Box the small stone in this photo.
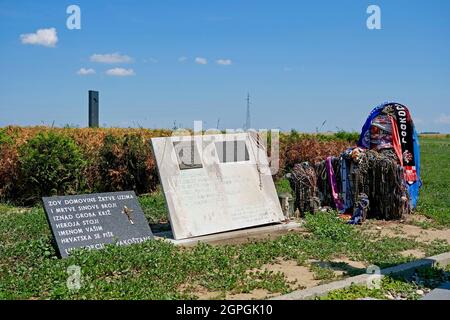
[376,227,382,230]
[416,290,424,295]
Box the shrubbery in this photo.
[18,132,86,204]
[0,129,18,202]
[281,129,359,144]
[98,134,158,194]
[334,130,360,142]
[0,128,14,145]
[0,126,356,205]
[0,127,175,204]
[281,137,352,174]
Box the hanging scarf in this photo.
[387,103,417,184]
[326,157,344,212]
[390,116,403,167]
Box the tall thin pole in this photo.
[245,93,251,131]
[88,90,99,128]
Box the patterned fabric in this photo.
[357,102,422,209]
[390,104,417,184]
[370,115,393,150]
[348,193,369,225]
[357,103,386,149]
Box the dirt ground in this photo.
[190,257,369,300]
[189,214,450,300]
[360,214,450,243]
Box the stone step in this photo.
[421,282,450,300]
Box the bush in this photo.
[18,132,86,204]
[281,138,351,174]
[0,146,19,202]
[98,134,158,194]
[275,178,293,194]
[0,126,357,203]
[334,130,360,142]
[0,128,14,146]
[0,127,171,202]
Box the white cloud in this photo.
[436,114,450,125]
[90,53,133,64]
[178,56,188,63]
[20,28,58,47]
[77,68,96,76]
[195,57,208,65]
[105,68,135,77]
[216,59,232,66]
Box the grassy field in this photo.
[0,136,449,300]
[416,136,450,226]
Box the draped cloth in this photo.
[326,156,345,212]
[390,116,403,167]
[357,102,422,208]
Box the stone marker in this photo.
[43,191,153,258]
[151,132,285,240]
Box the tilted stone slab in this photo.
[151,133,284,240]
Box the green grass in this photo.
[138,189,169,224]
[320,265,450,300]
[320,277,422,300]
[275,178,293,195]
[310,264,337,282]
[0,136,448,300]
[416,136,450,226]
[1,207,447,300]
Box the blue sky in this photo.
[0,0,449,132]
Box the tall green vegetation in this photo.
[18,132,86,204]
[98,134,158,194]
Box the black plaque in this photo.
[43,191,154,258]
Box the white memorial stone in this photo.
[151,132,284,240]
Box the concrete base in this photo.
[421,282,450,300]
[154,221,302,247]
[272,252,450,300]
